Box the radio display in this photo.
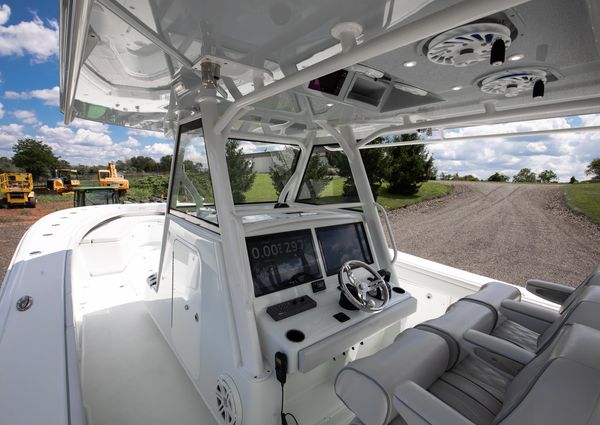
[247,229,322,297]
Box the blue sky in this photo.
[0,1,172,167]
[0,1,599,181]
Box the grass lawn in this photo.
[376,182,451,210]
[244,173,278,202]
[36,193,72,203]
[244,174,451,209]
[563,182,600,224]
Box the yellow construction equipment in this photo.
[97,162,129,192]
[1,173,36,208]
[47,169,80,193]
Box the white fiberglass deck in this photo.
[79,285,216,425]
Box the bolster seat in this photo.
[455,264,600,353]
[336,299,499,425]
[393,323,600,425]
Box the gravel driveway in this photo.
[388,182,600,287]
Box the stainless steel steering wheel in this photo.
[338,260,389,312]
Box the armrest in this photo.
[393,381,476,425]
[525,279,574,304]
[463,329,535,375]
[500,299,559,334]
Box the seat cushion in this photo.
[491,320,539,352]
[429,356,510,425]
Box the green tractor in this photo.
[73,186,120,207]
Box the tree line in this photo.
[0,138,175,178]
[439,160,600,184]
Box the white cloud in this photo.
[0,6,59,62]
[4,86,59,106]
[0,100,4,118]
[429,114,600,181]
[145,142,174,156]
[0,123,25,154]
[0,4,9,26]
[120,137,141,147]
[13,109,38,125]
[30,123,172,165]
[59,118,109,133]
[38,125,112,147]
[127,128,168,139]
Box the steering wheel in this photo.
[338,260,389,312]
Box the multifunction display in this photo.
[247,229,322,297]
[316,222,373,276]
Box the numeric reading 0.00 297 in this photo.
[250,239,305,259]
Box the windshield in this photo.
[169,123,301,226]
[169,123,218,226]
[296,145,359,205]
[226,139,300,204]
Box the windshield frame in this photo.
[168,118,222,233]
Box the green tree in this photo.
[0,156,21,172]
[269,147,298,196]
[386,133,434,196]
[159,155,172,173]
[57,159,72,169]
[226,139,256,203]
[488,172,510,182]
[12,138,60,179]
[569,176,578,184]
[585,158,600,181]
[327,147,388,199]
[128,156,158,172]
[538,169,558,183]
[300,151,332,200]
[512,168,537,183]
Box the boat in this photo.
[1,0,600,424]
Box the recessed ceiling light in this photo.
[403,60,417,68]
[508,53,525,61]
[326,103,334,107]
[451,86,462,91]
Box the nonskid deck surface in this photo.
[77,244,217,425]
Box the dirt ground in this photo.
[388,182,600,287]
[0,200,72,283]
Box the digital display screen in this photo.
[316,223,373,276]
[247,229,322,297]
[308,70,348,96]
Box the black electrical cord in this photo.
[280,383,299,425]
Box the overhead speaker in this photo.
[426,23,512,67]
[479,68,548,97]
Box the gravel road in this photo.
[388,182,600,287]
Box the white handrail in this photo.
[375,203,398,264]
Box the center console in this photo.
[245,212,417,374]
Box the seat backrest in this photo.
[559,262,600,313]
[536,285,600,351]
[335,328,449,425]
[416,295,499,369]
[494,324,600,425]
